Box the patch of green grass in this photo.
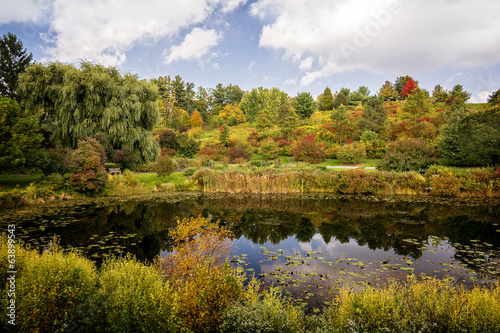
[133,173,160,192]
[0,174,44,192]
[134,172,188,192]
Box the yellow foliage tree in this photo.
[190,110,204,127]
[219,103,245,123]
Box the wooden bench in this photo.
[108,167,122,175]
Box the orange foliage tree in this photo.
[190,110,204,127]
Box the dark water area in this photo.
[2,193,500,312]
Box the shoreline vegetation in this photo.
[0,163,499,209]
[2,217,500,333]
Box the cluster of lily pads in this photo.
[231,233,500,313]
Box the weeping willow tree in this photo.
[18,61,160,164]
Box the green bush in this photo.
[259,138,281,159]
[155,155,178,179]
[183,167,197,176]
[0,237,97,332]
[176,132,200,158]
[221,280,305,333]
[77,255,179,333]
[377,139,438,172]
[337,142,367,164]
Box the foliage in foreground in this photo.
[322,277,500,333]
[1,231,500,332]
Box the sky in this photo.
[1,0,500,102]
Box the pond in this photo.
[2,193,500,312]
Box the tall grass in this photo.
[192,168,426,195]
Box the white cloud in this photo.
[37,0,237,66]
[248,61,255,71]
[251,0,500,86]
[220,0,248,13]
[0,0,48,24]
[299,57,313,71]
[163,28,222,64]
[284,77,297,85]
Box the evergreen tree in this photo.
[0,33,33,100]
[276,104,299,139]
[318,87,334,111]
[293,92,316,119]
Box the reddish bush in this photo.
[290,135,326,164]
[197,147,220,160]
[161,147,176,157]
[66,137,108,194]
[226,144,251,164]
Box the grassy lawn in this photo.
[134,172,188,192]
[0,174,44,192]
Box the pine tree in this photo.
[0,33,33,100]
[319,87,334,111]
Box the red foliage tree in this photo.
[400,78,418,99]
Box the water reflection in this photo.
[2,194,499,286]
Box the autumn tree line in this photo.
[1,33,500,179]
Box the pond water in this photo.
[2,193,500,312]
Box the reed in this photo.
[193,168,426,195]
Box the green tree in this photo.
[488,89,500,105]
[225,84,244,105]
[378,139,437,172]
[18,61,160,164]
[239,87,289,123]
[318,87,334,111]
[432,84,448,103]
[172,75,186,110]
[293,92,316,119]
[357,98,387,134]
[439,106,500,166]
[0,33,33,100]
[0,97,47,173]
[332,92,348,109]
[176,132,200,157]
[330,105,353,146]
[276,104,299,139]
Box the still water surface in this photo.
[2,193,499,311]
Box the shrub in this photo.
[176,132,200,158]
[0,237,97,332]
[221,280,305,333]
[183,167,197,176]
[321,277,500,333]
[160,147,176,157]
[290,135,326,164]
[377,139,438,172]
[160,216,243,332]
[77,255,179,332]
[337,142,367,164]
[104,170,147,196]
[155,155,177,179]
[227,144,251,164]
[111,146,139,170]
[156,128,178,150]
[66,137,108,194]
[259,138,281,159]
[45,145,72,175]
